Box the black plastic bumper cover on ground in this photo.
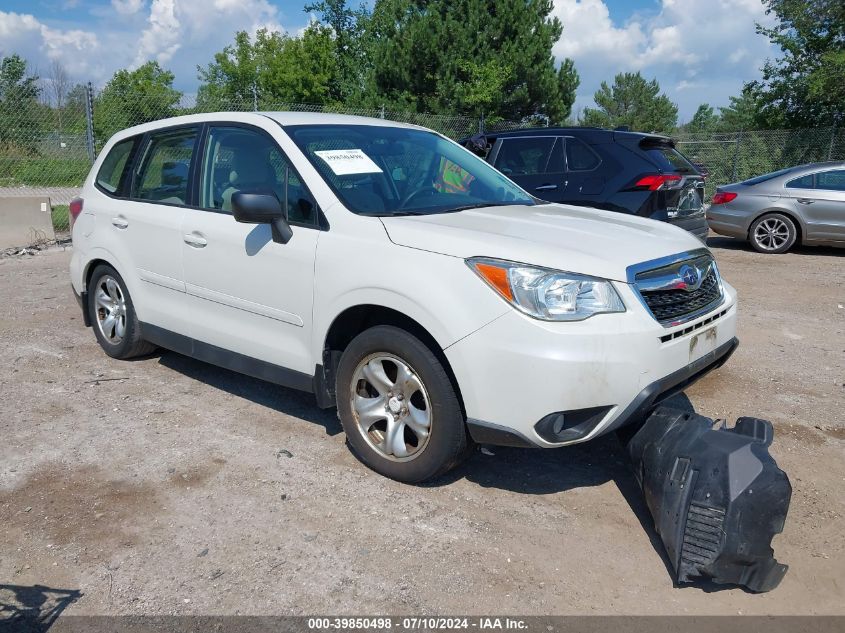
[624,406,791,592]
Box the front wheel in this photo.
[749,213,797,253]
[335,325,469,483]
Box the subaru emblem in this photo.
[679,264,701,291]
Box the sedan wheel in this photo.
[750,213,797,254]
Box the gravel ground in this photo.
[0,237,843,617]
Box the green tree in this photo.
[360,0,579,123]
[95,62,182,139]
[0,54,42,152]
[749,0,845,127]
[197,25,336,109]
[305,0,369,101]
[580,72,678,132]
[685,104,720,133]
[717,90,761,131]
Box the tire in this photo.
[87,264,156,359]
[749,213,797,254]
[335,325,469,483]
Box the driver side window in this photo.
[200,126,319,227]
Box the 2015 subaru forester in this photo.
[70,112,738,482]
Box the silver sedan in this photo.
[706,161,845,253]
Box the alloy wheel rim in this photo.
[350,354,432,462]
[754,218,791,251]
[94,275,127,344]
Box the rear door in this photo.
[562,136,604,200]
[180,123,321,375]
[111,126,198,335]
[490,136,567,200]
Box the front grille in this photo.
[630,251,725,326]
[642,268,721,322]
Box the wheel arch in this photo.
[316,304,465,415]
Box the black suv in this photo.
[462,128,708,239]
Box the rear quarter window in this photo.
[785,173,814,189]
[96,138,137,195]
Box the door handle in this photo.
[183,233,208,248]
[111,217,129,229]
[535,184,558,191]
[796,198,815,204]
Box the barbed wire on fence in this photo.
[1,90,843,233]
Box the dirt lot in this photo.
[1,237,843,617]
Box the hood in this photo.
[380,203,706,282]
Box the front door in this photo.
[180,124,321,375]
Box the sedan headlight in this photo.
[467,257,625,321]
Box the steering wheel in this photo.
[399,185,438,209]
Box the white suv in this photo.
[69,112,738,482]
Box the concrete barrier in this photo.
[0,196,56,249]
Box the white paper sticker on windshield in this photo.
[314,149,383,176]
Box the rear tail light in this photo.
[632,174,683,191]
[711,192,737,205]
[69,197,84,230]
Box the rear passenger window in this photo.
[786,174,814,189]
[494,137,556,175]
[816,170,845,192]
[132,128,198,205]
[96,138,136,195]
[546,138,565,173]
[565,138,600,171]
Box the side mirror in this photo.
[231,191,293,244]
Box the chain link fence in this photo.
[674,127,845,199]
[1,86,843,234]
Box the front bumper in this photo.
[445,282,738,448]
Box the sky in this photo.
[0,0,780,121]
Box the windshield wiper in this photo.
[443,202,525,213]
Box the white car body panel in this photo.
[381,202,705,282]
[70,111,738,450]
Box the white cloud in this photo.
[111,0,145,16]
[0,1,302,94]
[552,0,779,119]
[131,0,286,70]
[0,11,100,78]
[133,0,181,67]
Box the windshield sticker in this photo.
[314,149,383,176]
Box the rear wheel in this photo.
[87,264,156,359]
[749,213,797,253]
[335,325,469,483]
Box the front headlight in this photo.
[467,257,625,321]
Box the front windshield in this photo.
[286,124,535,216]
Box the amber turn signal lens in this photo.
[473,262,513,301]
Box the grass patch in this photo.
[0,156,89,188]
[52,204,70,233]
